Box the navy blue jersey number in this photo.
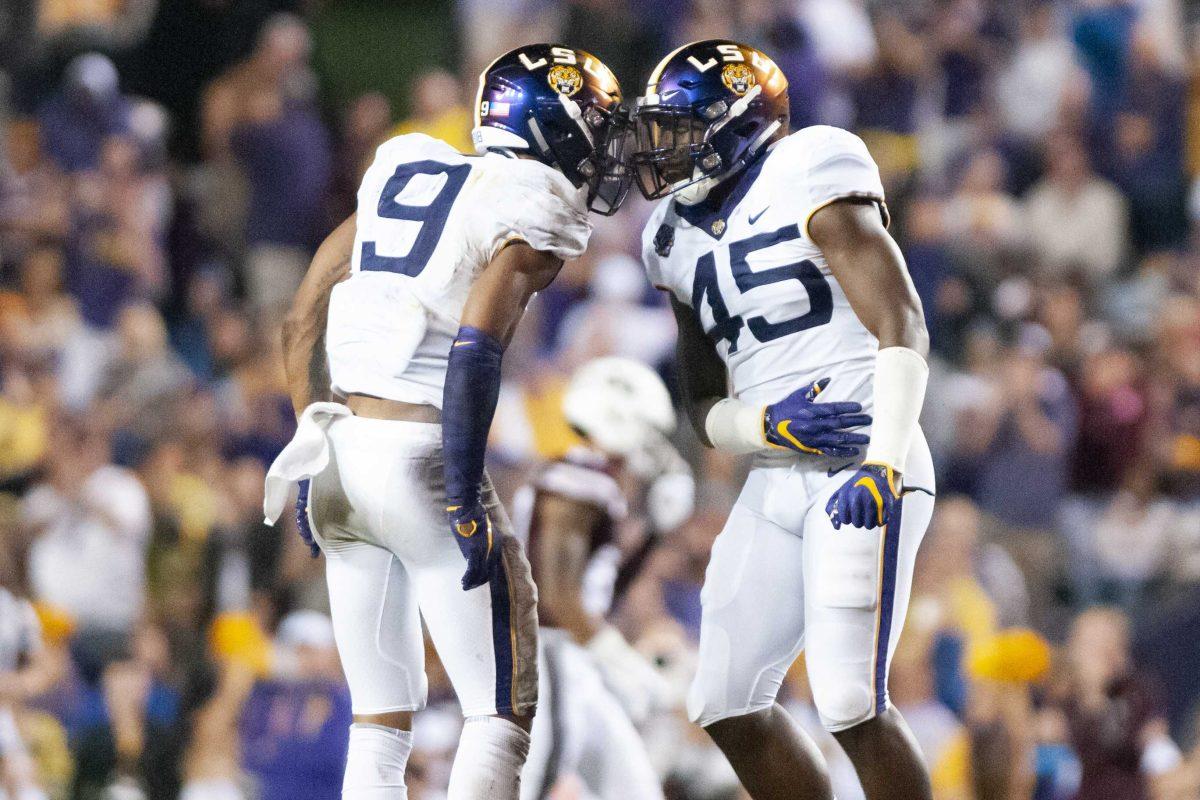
[360,160,471,276]
[691,223,833,349]
[691,251,746,353]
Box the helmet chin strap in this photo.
[673,171,721,205]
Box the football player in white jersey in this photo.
[512,357,687,799]
[265,44,632,800]
[628,40,936,800]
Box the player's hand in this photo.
[764,378,872,458]
[295,479,320,558]
[826,463,901,530]
[447,501,499,591]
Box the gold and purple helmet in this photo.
[632,40,788,204]
[472,44,633,215]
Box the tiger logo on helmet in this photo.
[547,64,584,96]
[721,63,756,96]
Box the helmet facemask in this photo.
[526,94,634,216]
[632,83,780,204]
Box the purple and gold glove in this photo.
[825,463,901,530]
[764,378,872,458]
[446,501,500,590]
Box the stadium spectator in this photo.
[36,54,131,175]
[994,3,1080,145]
[21,415,151,635]
[952,334,1077,631]
[93,303,192,442]
[389,70,471,153]
[0,243,83,365]
[1023,132,1129,284]
[239,611,350,800]
[0,120,69,265]
[1057,607,1182,800]
[68,622,183,800]
[203,13,332,314]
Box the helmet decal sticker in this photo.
[548,65,584,97]
[721,63,756,96]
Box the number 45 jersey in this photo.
[327,133,591,406]
[642,125,890,418]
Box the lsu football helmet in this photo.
[631,40,788,204]
[473,43,633,214]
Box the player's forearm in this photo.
[670,297,728,448]
[282,216,355,415]
[281,315,329,415]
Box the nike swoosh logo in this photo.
[827,461,855,477]
[748,206,770,224]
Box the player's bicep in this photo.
[460,241,562,344]
[670,296,727,444]
[809,199,927,354]
[285,214,355,330]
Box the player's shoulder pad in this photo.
[480,157,592,262]
[639,197,681,293]
[768,125,886,236]
[372,132,463,164]
[536,456,627,520]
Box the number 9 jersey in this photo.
[641,125,890,427]
[326,133,591,406]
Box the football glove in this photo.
[826,463,901,530]
[764,378,872,458]
[447,501,500,591]
[295,479,320,558]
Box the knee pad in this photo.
[812,681,876,732]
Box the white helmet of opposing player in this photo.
[562,357,675,457]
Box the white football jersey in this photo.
[327,134,591,406]
[642,125,889,429]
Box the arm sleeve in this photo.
[786,127,889,238]
[442,326,505,507]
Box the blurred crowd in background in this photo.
[0,0,1198,798]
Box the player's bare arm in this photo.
[812,199,930,531]
[281,213,355,416]
[531,492,605,644]
[459,241,562,342]
[668,295,728,447]
[808,199,927,356]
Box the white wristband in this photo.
[704,397,767,454]
[863,346,929,473]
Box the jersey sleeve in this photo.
[485,162,592,262]
[779,126,889,238]
[535,460,627,521]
